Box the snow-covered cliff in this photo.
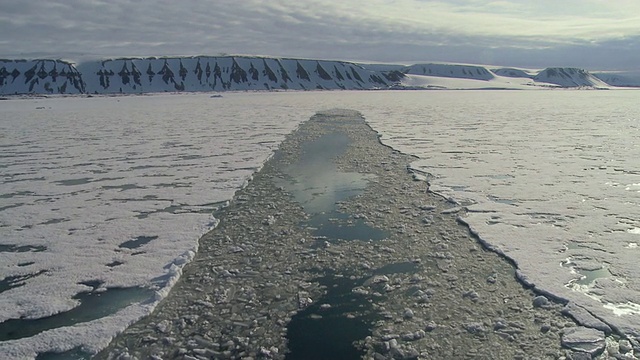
[76,56,403,93]
[0,56,622,94]
[403,63,495,81]
[0,59,84,95]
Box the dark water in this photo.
[561,257,611,286]
[286,274,377,360]
[118,235,158,249]
[36,347,92,360]
[0,244,47,252]
[374,261,419,275]
[54,178,93,186]
[280,132,370,214]
[279,131,394,358]
[286,260,422,360]
[0,270,48,295]
[0,286,153,341]
[278,132,388,242]
[308,212,387,243]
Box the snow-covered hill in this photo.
[0,59,84,95]
[533,67,608,88]
[76,56,404,93]
[399,65,612,90]
[399,73,538,90]
[592,71,640,87]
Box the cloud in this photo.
[0,0,638,70]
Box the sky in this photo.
[1,0,639,71]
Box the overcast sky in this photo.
[1,0,639,70]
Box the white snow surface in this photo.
[401,73,543,90]
[3,91,640,357]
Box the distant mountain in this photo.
[399,65,614,90]
[0,55,631,95]
[489,66,611,88]
[532,67,609,88]
[491,67,535,79]
[76,56,404,93]
[592,71,640,87]
[0,59,84,95]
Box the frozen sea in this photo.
[1,90,640,357]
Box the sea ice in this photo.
[0,93,313,358]
[3,90,640,356]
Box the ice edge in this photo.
[361,116,639,350]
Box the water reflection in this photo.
[277,132,387,242]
